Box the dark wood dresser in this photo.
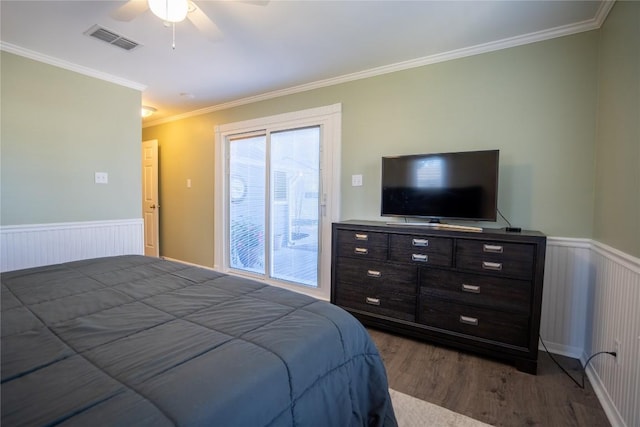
[331,220,546,374]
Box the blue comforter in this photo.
[1,255,396,426]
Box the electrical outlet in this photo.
[94,172,108,184]
[614,339,620,365]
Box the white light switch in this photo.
[351,174,363,187]
[187,179,192,188]
[95,172,108,184]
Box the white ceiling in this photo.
[0,1,610,125]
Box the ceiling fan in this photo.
[112,0,264,44]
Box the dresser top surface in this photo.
[335,220,546,240]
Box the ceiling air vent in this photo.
[84,25,141,51]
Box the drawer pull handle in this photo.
[412,238,429,247]
[412,254,428,262]
[460,315,479,326]
[355,233,369,241]
[482,261,502,271]
[366,297,381,306]
[367,270,382,278]
[461,283,481,294]
[354,247,369,255]
[483,244,503,253]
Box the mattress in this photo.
[1,255,396,426]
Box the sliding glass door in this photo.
[229,134,266,274]
[228,126,320,288]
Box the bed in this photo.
[1,255,396,426]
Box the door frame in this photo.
[214,104,341,301]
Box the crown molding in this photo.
[144,6,612,129]
[594,1,616,27]
[0,41,147,91]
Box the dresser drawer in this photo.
[335,257,417,294]
[336,229,388,246]
[336,283,416,322]
[337,242,388,260]
[456,240,535,279]
[389,235,453,267]
[420,269,531,314]
[418,298,529,348]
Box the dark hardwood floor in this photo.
[368,328,611,427]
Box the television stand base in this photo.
[386,222,483,232]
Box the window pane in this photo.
[270,127,320,287]
[229,135,265,274]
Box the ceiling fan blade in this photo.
[111,0,149,22]
[187,2,224,42]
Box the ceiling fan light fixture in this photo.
[148,0,188,23]
[141,106,157,118]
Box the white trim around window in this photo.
[214,103,342,301]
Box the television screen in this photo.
[381,150,499,221]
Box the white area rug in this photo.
[389,389,493,427]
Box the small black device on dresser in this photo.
[331,220,547,374]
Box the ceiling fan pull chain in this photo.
[172,22,176,49]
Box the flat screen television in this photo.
[381,149,499,222]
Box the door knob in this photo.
[150,204,156,209]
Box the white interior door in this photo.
[142,139,159,257]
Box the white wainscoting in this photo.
[586,242,639,427]
[540,237,593,357]
[542,237,639,427]
[0,219,144,272]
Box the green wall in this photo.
[1,52,142,225]
[593,1,640,258]
[4,4,635,263]
[144,31,602,267]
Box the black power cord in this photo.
[497,208,522,232]
[539,335,616,389]
[497,208,513,228]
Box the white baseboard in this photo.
[586,362,627,427]
[160,256,217,271]
[538,339,583,360]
